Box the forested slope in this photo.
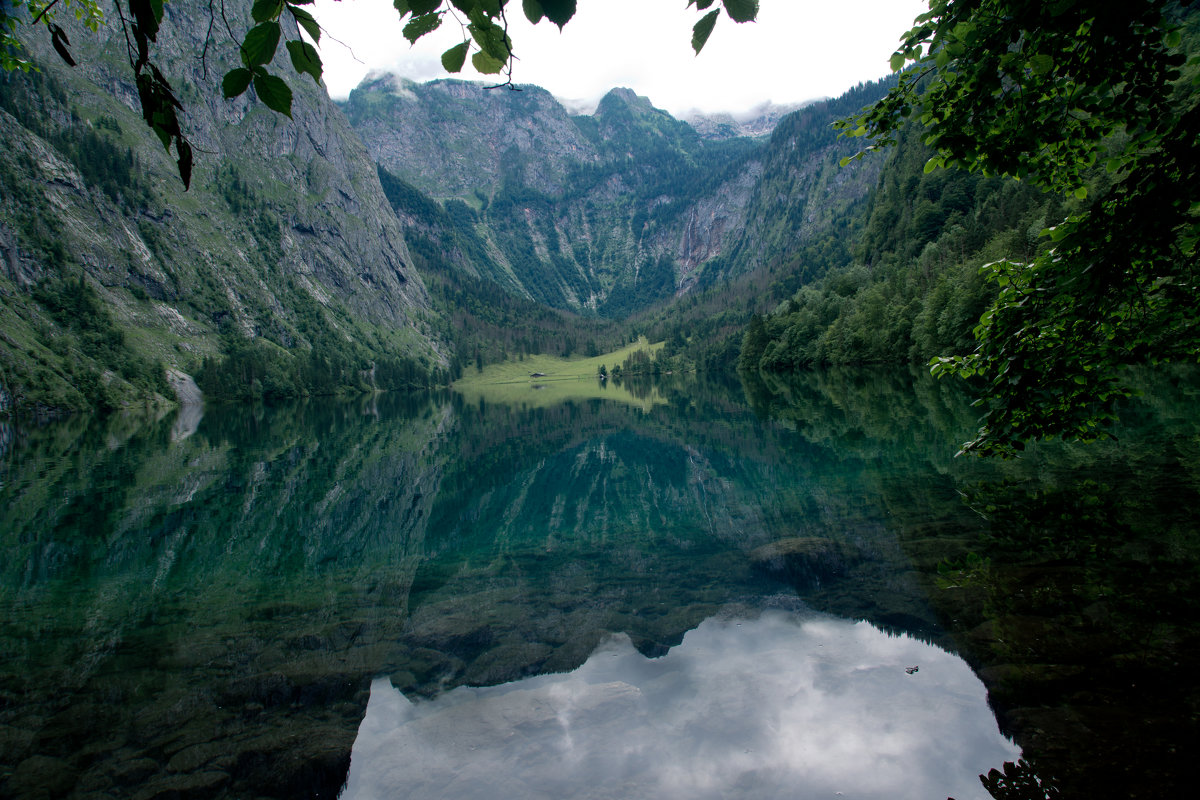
[737,0,1200,457]
[377,165,625,374]
[0,1,442,414]
[738,124,1067,373]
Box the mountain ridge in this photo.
[343,72,890,319]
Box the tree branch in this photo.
[31,0,63,27]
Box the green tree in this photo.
[737,313,769,374]
[842,0,1199,455]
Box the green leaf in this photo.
[890,51,906,72]
[404,12,442,43]
[1073,186,1087,200]
[289,6,321,43]
[472,50,505,74]
[222,67,253,98]
[254,72,293,118]
[176,138,193,190]
[408,0,442,14]
[393,0,411,16]
[286,39,322,84]
[252,0,283,23]
[441,41,470,72]
[522,0,544,24]
[469,21,511,62]
[923,155,941,173]
[692,10,719,54]
[690,1,716,9]
[49,24,75,67]
[242,22,281,68]
[720,0,758,23]
[129,0,161,40]
[539,0,576,28]
[1029,53,1054,75]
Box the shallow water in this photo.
[1,368,1197,798]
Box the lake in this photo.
[2,367,1197,799]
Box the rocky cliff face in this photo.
[344,73,597,201]
[344,74,891,318]
[344,78,764,316]
[720,88,890,278]
[0,1,440,412]
[684,100,809,140]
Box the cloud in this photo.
[312,1,927,116]
[341,609,1018,800]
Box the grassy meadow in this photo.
[453,339,667,411]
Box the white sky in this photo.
[310,1,928,117]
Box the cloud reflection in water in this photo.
[342,610,1017,799]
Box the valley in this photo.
[2,2,1199,799]
[0,0,903,413]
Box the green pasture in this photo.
[453,339,667,411]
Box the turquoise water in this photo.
[2,368,1197,798]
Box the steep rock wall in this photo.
[0,1,440,411]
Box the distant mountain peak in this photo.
[683,100,814,140]
[596,87,660,115]
[358,70,420,100]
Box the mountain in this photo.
[683,100,809,140]
[343,74,890,320]
[0,2,442,413]
[716,80,898,281]
[342,73,596,203]
[0,2,904,415]
[737,121,1065,373]
[343,76,764,315]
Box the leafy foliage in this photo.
[738,123,1063,375]
[222,2,329,119]
[846,1,1184,192]
[388,0,757,84]
[839,0,1200,455]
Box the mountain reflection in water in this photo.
[343,609,1017,800]
[2,367,1197,799]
